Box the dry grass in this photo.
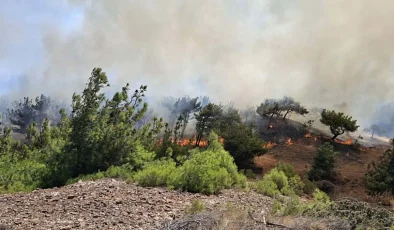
[160,205,351,230]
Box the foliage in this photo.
[135,132,246,194]
[168,132,247,194]
[256,99,280,129]
[59,68,164,181]
[364,147,394,194]
[7,94,52,133]
[271,194,305,216]
[66,164,135,185]
[221,123,266,169]
[302,178,317,195]
[193,103,266,169]
[194,103,223,146]
[320,109,359,140]
[0,126,47,193]
[255,164,306,197]
[133,159,177,187]
[256,96,308,129]
[277,96,309,120]
[308,142,339,181]
[256,168,290,197]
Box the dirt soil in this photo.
[254,135,391,202]
[0,179,272,230]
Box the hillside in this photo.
[0,179,273,230]
[254,123,392,203]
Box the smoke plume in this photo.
[4,0,394,129]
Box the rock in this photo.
[0,178,272,230]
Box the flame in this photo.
[305,133,312,138]
[157,136,224,147]
[268,125,273,129]
[286,138,294,145]
[334,138,353,145]
[263,141,277,149]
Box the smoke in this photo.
[4,0,394,129]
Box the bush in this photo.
[364,149,394,194]
[316,180,335,194]
[168,133,247,194]
[303,178,317,195]
[255,168,289,197]
[271,195,305,216]
[133,159,176,187]
[308,142,338,181]
[288,176,305,196]
[276,162,297,178]
[256,165,308,197]
[255,179,280,197]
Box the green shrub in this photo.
[265,168,288,190]
[308,142,338,181]
[303,178,317,195]
[276,162,297,178]
[364,149,394,194]
[271,195,305,216]
[168,133,247,194]
[280,185,296,196]
[288,175,305,196]
[255,179,280,197]
[255,168,289,197]
[133,159,177,187]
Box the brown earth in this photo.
[254,134,393,203]
[0,179,272,230]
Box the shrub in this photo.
[308,142,338,181]
[316,180,335,194]
[255,179,280,197]
[364,149,394,194]
[276,162,297,178]
[303,178,317,195]
[271,195,305,216]
[133,159,176,187]
[168,133,247,194]
[288,175,305,196]
[255,168,289,197]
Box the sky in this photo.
[1,0,394,129]
[0,0,83,93]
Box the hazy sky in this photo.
[1,0,394,126]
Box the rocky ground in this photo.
[0,179,273,230]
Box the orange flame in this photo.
[263,141,277,149]
[305,133,318,141]
[334,138,353,145]
[286,138,294,145]
[157,136,224,147]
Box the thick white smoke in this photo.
[4,0,394,129]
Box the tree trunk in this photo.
[283,110,291,120]
[371,131,375,140]
[331,134,339,140]
[196,134,202,147]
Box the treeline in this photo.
[1,67,393,199]
[0,68,266,193]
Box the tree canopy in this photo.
[320,109,359,140]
